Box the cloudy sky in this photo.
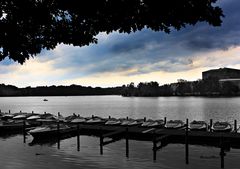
[1,0,240,87]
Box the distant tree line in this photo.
[0,84,122,96]
[122,79,240,97]
[0,79,239,97]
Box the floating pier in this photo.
[1,111,240,169]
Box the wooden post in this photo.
[77,124,80,151]
[220,137,225,169]
[108,116,111,119]
[9,110,10,114]
[164,117,167,125]
[144,117,146,122]
[220,147,225,169]
[44,112,46,114]
[23,120,26,143]
[126,116,128,120]
[100,128,103,155]
[153,131,157,161]
[234,120,237,132]
[92,115,94,118]
[210,119,213,132]
[32,111,34,114]
[0,109,1,113]
[185,118,189,164]
[57,121,60,149]
[126,127,129,158]
[20,110,22,113]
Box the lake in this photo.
[0,96,240,169]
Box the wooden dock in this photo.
[54,121,240,169]
[2,117,240,169]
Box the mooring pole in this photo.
[234,120,237,132]
[220,136,225,169]
[57,121,60,149]
[210,119,213,132]
[23,120,26,143]
[164,117,167,125]
[126,127,129,158]
[77,124,80,151]
[32,111,34,114]
[153,131,157,161]
[9,110,10,114]
[185,118,189,164]
[100,128,103,155]
[144,117,146,122]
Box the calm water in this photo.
[1,96,240,169]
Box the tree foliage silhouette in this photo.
[0,0,223,63]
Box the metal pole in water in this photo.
[210,119,213,132]
[77,124,80,151]
[126,127,129,158]
[23,120,26,143]
[57,121,60,149]
[153,131,157,161]
[185,118,189,164]
[220,136,225,169]
[234,120,237,132]
[100,128,103,155]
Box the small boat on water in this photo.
[120,118,142,126]
[86,117,106,124]
[141,119,165,128]
[26,115,41,125]
[28,124,73,139]
[105,118,121,125]
[165,120,184,129]
[212,121,232,132]
[70,117,87,124]
[0,120,31,132]
[27,115,41,120]
[43,99,48,101]
[13,114,29,120]
[189,120,208,131]
[1,114,14,120]
[65,114,78,122]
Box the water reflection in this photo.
[1,96,240,169]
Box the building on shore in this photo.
[202,67,240,80]
[202,67,240,95]
[219,79,240,89]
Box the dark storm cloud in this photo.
[2,0,237,77]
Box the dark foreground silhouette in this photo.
[0,0,223,63]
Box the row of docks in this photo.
[1,110,240,168]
